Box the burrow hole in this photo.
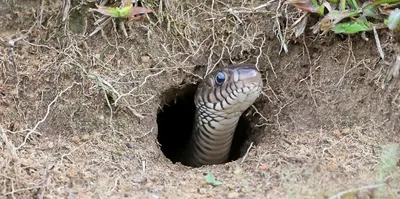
[157,83,261,167]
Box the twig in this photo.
[142,160,146,173]
[62,0,71,22]
[88,73,150,118]
[0,128,18,159]
[327,184,385,199]
[322,134,352,155]
[205,2,217,76]
[222,2,274,15]
[336,60,363,87]
[206,34,229,75]
[60,142,86,163]
[4,186,43,196]
[15,83,80,150]
[8,36,27,69]
[114,69,165,105]
[335,39,353,87]
[39,0,45,27]
[241,142,254,164]
[120,21,128,37]
[89,17,112,37]
[37,165,50,199]
[255,35,266,71]
[272,101,293,129]
[273,0,288,53]
[382,55,400,90]
[252,105,273,127]
[265,46,277,79]
[373,25,384,60]
[134,127,154,139]
[109,175,121,193]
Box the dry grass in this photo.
[0,0,399,198]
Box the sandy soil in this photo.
[0,0,399,198]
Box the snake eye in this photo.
[215,72,225,85]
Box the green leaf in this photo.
[363,0,400,11]
[119,6,132,17]
[317,4,325,16]
[363,8,380,19]
[205,173,223,186]
[327,0,339,3]
[388,8,400,30]
[310,0,320,8]
[347,0,359,10]
[339,0,346,11]
[332,21,371,34]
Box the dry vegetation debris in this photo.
[0,0,399,198]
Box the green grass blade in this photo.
[332,21,370,33]
[388,8,400,30]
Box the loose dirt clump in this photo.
[1,0,399,198]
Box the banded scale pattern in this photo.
[183,65,263,167]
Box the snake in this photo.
[182,65,263,167]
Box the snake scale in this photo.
[182,65,263,167]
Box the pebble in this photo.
[228,192,240,198]
[47,141,54,149]
[342,128,351,135]
[198,188,207,194]
[141,56,150,63]
[233,167,242,174]
[81,134,90,141]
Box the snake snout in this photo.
[235,66,262,86]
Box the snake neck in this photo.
[183,104,241,167]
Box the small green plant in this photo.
[87,0,153,37]
[204,173,223,186]
[89,0,152,21]
[375,144,399,196]
[289,0,400,35]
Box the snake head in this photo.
[195,65,263,116]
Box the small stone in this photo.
[233,167,242,174]
[132,176,147,183]
[342,128,351,135]
[141,56,150,63]
[332,129,342,138]
[197,188,207,194]
[81,134,90,141]
[228,192,240,198]
[259,163,268,170]
[10,88,18,96]
[66,169,78,178]
[151,194,160,199]
[47,141,54,149]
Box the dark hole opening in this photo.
[156,84,253,167]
